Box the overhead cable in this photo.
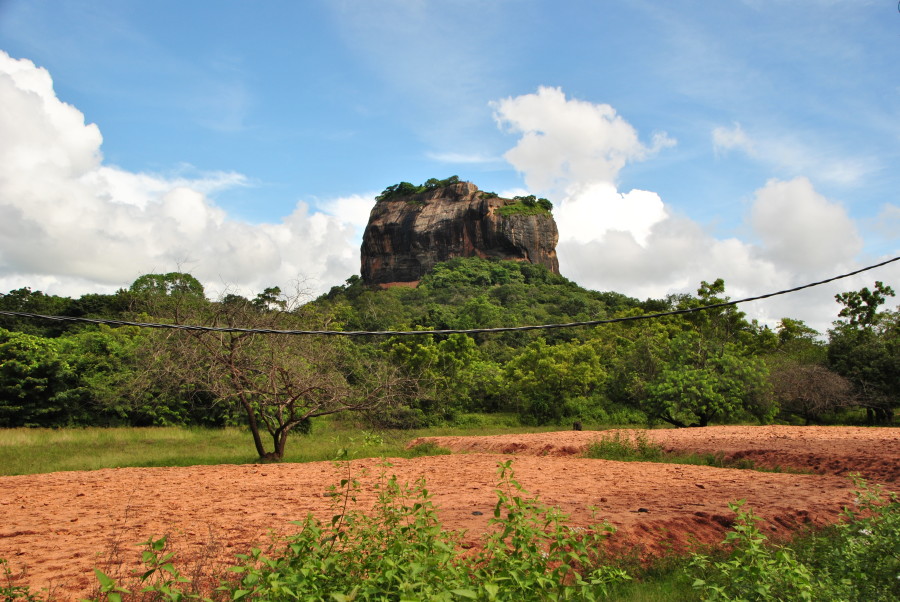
[0,256,897,337]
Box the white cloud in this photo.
[496,87,888,333]
[0,51,366,300]
[749,177,862,273]
[425,151,502,164]
[555,183,667,246]
[873,204,900,240]
[491,86,675,193]
[317,194,377,233]
[712,122,754,155]
[710,121,877,186]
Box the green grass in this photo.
[0,414,584,476]
[583,430,808,474]
[1,419,810,477]
[0,427,260,475]
[495,201,552,217]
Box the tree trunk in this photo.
[275,431,288,459]
[238,395,268,459]
[659,413,688,428]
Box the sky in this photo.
[0,0,898,334]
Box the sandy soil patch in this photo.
[0,426,895,600]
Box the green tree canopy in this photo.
[828,284,898,423]
[130,272,205,298]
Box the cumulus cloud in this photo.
[749,177,862,273]
[555,184,668,247]
[0,51,369,299]
[495,87,889,332]
[491,86,675,193]
[873,204,900,240]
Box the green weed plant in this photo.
[583,431,664,462]
[583,431,805,474]
[690,478,900,602]
[789,477,900,602]
[216,459,629,600]
[689,500,815,601]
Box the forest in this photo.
[0,258,897,460]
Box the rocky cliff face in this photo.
[361,181,559,286]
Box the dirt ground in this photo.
[0,426,896,600]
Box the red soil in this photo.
[0,426,896,600]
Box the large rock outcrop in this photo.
[361,181,559,286]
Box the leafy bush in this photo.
[404,441,453,457]
[584,430,665,462]
[362,405,429,430]
[496,196,553,217]
[791,477,900,601]
[690,500,815,601]
[691,480,900,602]
[217,460,630,600]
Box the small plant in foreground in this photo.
[689,477,900,602]
[218,459,629,600]
[790,476,900,601]
[689,500,814,601]
[90,460,628,600]
[1,558,42,601]
[90,535,202,602]
[471,460,629,600]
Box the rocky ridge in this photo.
[360,181,559,286]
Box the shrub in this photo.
[496,200,553,217]
[584,430,664,462]
[405,441,453,457]
[375,176,461,202]
[362,405,428,430]
[791,477,900,601]
[690,500,814,601]
[690,480,900,601]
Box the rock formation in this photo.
[360,181,559,286]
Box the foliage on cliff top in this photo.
[496,195,553,217]
[375,175,462,202]
[374,178,554,217]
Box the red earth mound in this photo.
[0,426,895,600]
[409,425,900,483]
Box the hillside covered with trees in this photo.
[0,258,897,459]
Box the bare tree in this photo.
[134,281,404,461]
[771,362,854,425]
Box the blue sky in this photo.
[0,0,897,332]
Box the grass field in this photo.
[0,414,576,476]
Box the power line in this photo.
[1,256,897,337]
